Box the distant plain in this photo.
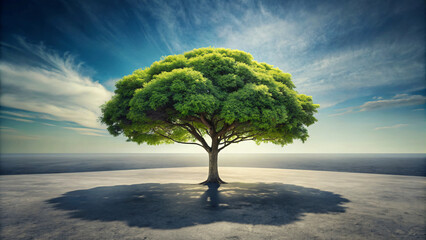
[1,167,425,239]
[0,154,425,239]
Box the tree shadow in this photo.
[47,182,349,229]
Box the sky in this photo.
[0,0,425,153]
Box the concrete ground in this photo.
[0,167,425,239]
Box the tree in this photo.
[100,47,319,184]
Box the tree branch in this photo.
[219,128,253,145]
[153,130,205,148]
[218,122,240,137]
[164,120,211,150]
[184,123,211,150]
[200,114,214,134]
[218,135,256,151]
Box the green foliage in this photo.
[100,47,319,151]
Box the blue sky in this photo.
[1,0,425,153]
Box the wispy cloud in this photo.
[330,94,426,116]
[0,38,113,129]
[42,123,56,127]
[1,109,57,120]
[359,94,426,111]
[0,115,34,122]
[63,126,108,137]
[103,78,120,91]
[0,110,33,119]
[77,132,107,137]
[375,124,408,130]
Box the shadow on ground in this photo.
[47,183,349,229]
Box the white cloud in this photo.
[42,123,56,127]
[78,132,107,137]
[0,110,33,119]
[288,43,424,102]
[103,78,120,91]
[63,126,108,137]
[359,94,426,111]
[330,94,426,116]
[0,39,113,129]
[375,124,408,130]
[0,115,34,122]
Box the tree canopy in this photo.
[101,47,319,153]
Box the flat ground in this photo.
[0,167,425,239]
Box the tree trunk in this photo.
[200,142,226,185]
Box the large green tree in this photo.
[101,48,319,184]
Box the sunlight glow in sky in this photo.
[1,0,425,153]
